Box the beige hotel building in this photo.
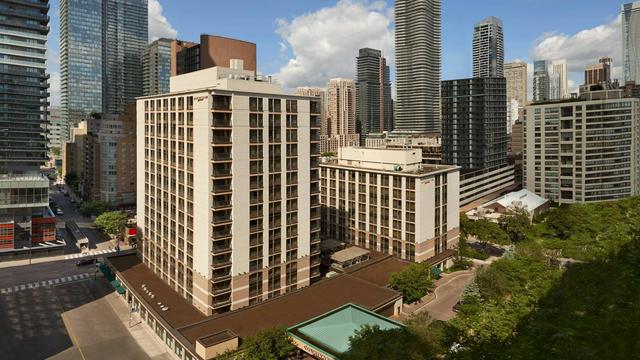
[137,60,321,315]
[320,148,460,265]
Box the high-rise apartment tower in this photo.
[356,48,393,140]
[472,16,504,78]
[394,0,441,133]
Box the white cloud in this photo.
[530,15,621,93]
[274,0,394,90]
[149,0,177,42]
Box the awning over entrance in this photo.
[288,303,404,359]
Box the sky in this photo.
[46,0,626,106]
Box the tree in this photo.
[389,262,434,303]
[78,200,110,217]
[51,147,61,157]
[95,211,128,239]
[241,326,295,360]
[321,151,336,157]
[498,209,532,243]
[64,172,79,190]
[343,313,448,360]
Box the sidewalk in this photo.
[105,292,175,360]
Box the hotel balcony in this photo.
[212,95,231,111]
[211,180,232,195]
[212,239,232,254]
[212,112,232,128]
[211,149,232,162]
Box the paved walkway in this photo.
[400,269,475,320]
[105,293,175,360]
[62,295,152,360]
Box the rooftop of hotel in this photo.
[106,253,403,350]
[320,147,456,176]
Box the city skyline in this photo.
[45,0,627,106]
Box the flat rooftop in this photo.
[346,255,412,287]
[107,255,207,329]
[107,254,402,348]
[178,272,401,344]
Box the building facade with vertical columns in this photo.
[320,148,459,265]
[137,64,321,315]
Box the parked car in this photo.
[56,209,64,216]
[76,258,96,266]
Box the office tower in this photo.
[549,59,569,99]
[322,78,359,153]
[395,0,441,133]
[585,57,613,85]
[473,16,504,78]
[320,147,460,264]
[356,48,393,141]
[60,0,148,126]
[143,38,172,96]
[524,90,640,203]
[171,35,257,76]
[623,2,640,83]
[441,78,508,170]
[138,63,321,314]
[103,0,147,114]
[295,87,327,137]
[0,0,55,249]
[533,60,550,102]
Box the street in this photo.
[50,188,110,254]
[0,258,99,291]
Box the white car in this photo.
[56,209,64,216]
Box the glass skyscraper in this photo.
[622,2,640,84]
[60,0,147,127]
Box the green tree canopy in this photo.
[95,211,128,238]
[343,312,450,360]
[389,262,434,303]
[240,326,295,360]
[64,172,79,190]
[78,200,110,217]
[498,209,532,243]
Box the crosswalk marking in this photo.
[64,248,117,260]
[0,273,91,295]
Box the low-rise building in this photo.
[465,189,549,222]
[320,147,459,266]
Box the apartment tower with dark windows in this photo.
[0,0,55,249]
[356,48,393,141]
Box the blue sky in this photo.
[47,0,626,105]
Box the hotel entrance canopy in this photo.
[287,303,404,360]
